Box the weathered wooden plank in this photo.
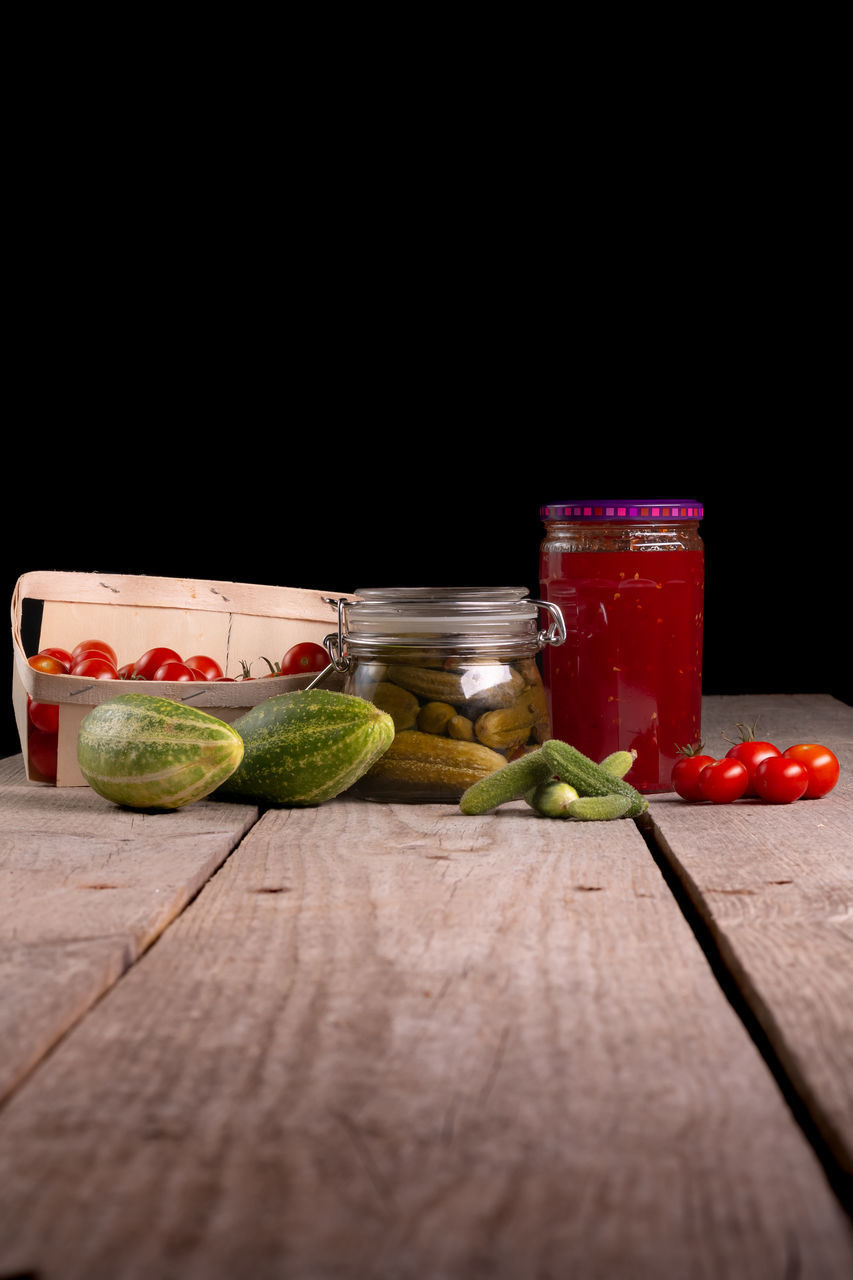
[1,795,851,1280]
[645,692,853,1199]
[0,753,258,1102]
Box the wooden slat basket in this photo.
[11,571,354,787]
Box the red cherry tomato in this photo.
[753,755,809,804]
[72,648,119,670]
[697,758,749,804]
[781,744,840,798]
[28,654,67,675]
[183,654,223,681]
[671,749,716,800]
[280,642,328,675]
[133,647,182,679]
[28,700,60,733]
[72,656,120,680]
[38,647,73,671]
[151,661,197,682]
[28,728,58,780]
[725,739,781,796]
[118,662,137,679]
[72,639,118,667]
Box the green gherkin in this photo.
[78,694,244,811]
[217,689,395,806]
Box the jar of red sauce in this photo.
[539,500,705,793]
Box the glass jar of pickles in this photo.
[326,588,566,803]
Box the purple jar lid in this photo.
[540,500,704,522]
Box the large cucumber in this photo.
[216,689,394,806]
[78,694,244,811]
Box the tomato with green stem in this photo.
[724,722,781,796]
[671,744,716,800]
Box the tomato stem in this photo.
[721,719,763,746]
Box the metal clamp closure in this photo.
[532,598,566,648]
[321,596,351,672]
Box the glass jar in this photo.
[539,500,705,793]
[327,587,566,803]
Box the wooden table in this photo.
[1,694,851,1279]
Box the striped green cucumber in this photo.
[541,739,648,816]
[77,694,244,811]
[216,689,394,806]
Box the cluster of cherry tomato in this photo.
[24,638,330,783]
[28,639,329,683]
[672,724,840,805]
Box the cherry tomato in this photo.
[38,647,73,671]
[280,642,328,675]
[781,744,840,798]
[183,654,223,681]
[151,661,197,681]
[753,755,809,804]
[72,639,118,667]
[72,648,119,671]
[28,728,58,780]
[133,647,182,679]
[72,656,120,680]
[28,654,66,675]
[28,700,60,733]
[671,748,716,800]
[725,740,781,796]
[697,758,749,804]
[118,662,137,679]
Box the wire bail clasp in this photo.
[532,598,566,648]
[322,596,351,672]
[302,597,352,691]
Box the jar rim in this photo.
[346,586,539,637]
[335,586,565,652]
[540,500,703,522]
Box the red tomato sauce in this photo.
[540,548,705,792]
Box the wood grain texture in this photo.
[0,754,258,1102]
[1,795,851,1280]
[645,693,853,1196]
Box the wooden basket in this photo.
[11,571,354,786]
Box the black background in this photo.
[5,95,848,759]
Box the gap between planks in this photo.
[636,810,853,1220]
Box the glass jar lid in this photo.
[540,499,704,521]
[326,587,565,659]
